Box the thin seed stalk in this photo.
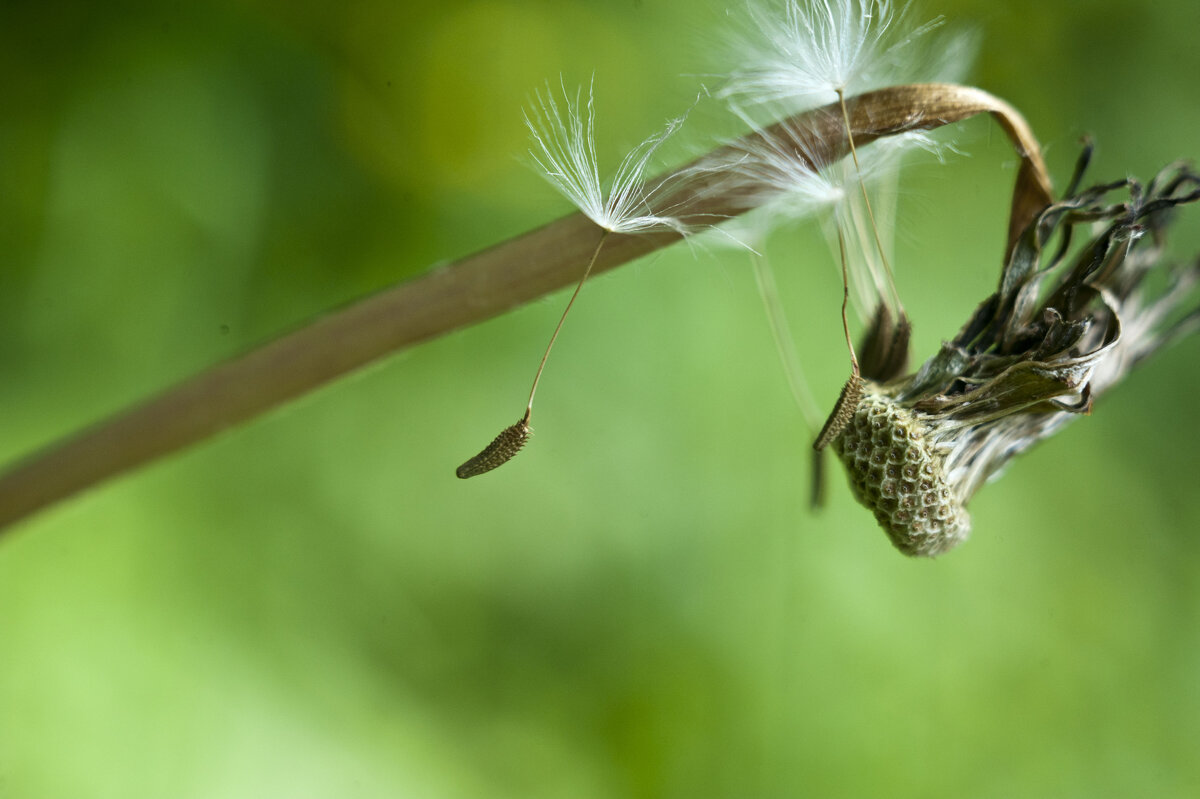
[0,83,1052,533]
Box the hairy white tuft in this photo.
[711,104,952,320]
[728,112,849,217]
[721,0,956,109]
[718,105,898,219]
[524,79,688,235]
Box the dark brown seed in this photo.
[858,303,912,382]
[814,373,864,451]
[456,418,532,478]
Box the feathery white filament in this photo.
[723,0,947,109]
[721,108,849,217]
[524,79,687,235]
[717,104,944,321]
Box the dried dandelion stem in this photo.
[0,83,1052,532]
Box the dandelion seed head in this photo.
[524,78,688,235]
[827,159,1200,556]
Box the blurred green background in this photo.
[2,1,1200,797]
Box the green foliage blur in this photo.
[3,1,1200,796]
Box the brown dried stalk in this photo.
[0,83,1051,533]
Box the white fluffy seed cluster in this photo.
[831,385,970,556]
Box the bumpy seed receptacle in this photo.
[831,384,970,557]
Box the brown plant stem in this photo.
[0,83,1052,532]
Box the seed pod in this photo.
[831,384,970,557]
[456,417,532,479]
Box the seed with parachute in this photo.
[454,80,690,480]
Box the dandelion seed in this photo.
[458,80,690,478]
[714,4,973,494]
[720,0,971,351]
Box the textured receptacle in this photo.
[831,384,970,557]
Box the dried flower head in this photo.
[827,153,1200,556]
